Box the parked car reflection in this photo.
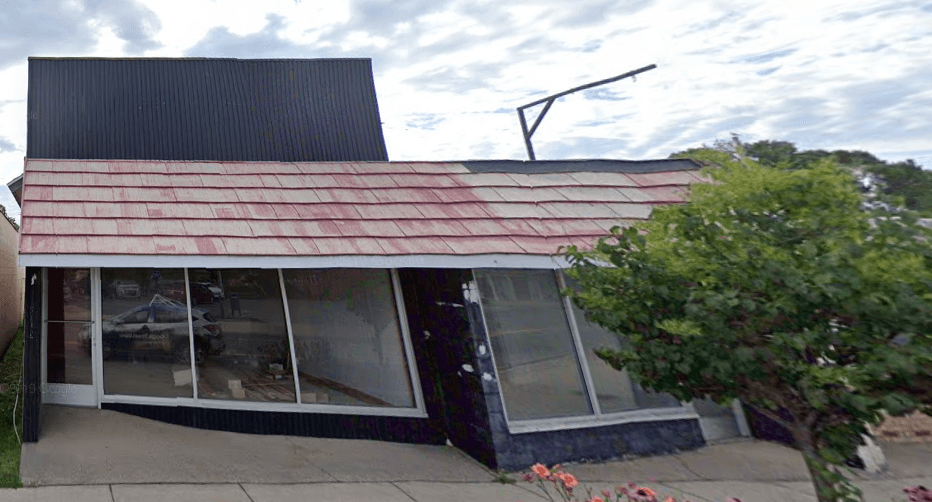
[88,295,225,364]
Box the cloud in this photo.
[83,0,162,53]
[0,0,161,70]
[184,14,314,58]
[0,137,16,153]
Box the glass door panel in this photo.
[44,268,98,406]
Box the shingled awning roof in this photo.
[18,158,705,268]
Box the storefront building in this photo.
[11,57,746,470]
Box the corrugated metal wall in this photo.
[27,58,388,162]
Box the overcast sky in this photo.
[1,0,930,220]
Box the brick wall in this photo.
[0,217,23,358]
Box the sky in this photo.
[0,0,930,221]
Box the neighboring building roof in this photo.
[18,158,705,268]
[26,58,388,162]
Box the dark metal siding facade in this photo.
[26,58,388,162]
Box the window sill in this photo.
[506,407,700,435]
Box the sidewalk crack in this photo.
[390,481,419,502]
[239,483,257,502]
[675,457,705,480]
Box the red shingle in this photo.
[275,174,338,188]
[313,189,378,204]
[86,236,156,254]
[294,163,356,174]
[442,236,525,254]
[604,203,654,219]
[110,161,167,173]
[416,203,491,219]
[293,204,362,220]
[234,189,291,204]
[354,204,422,220]
[540,202,617,219]
[429,187,503,203]
[335,220,405,237]
[509,236,559,255]
[390,174,460,188]
[174,188,240,203]
[454,173,521,187]
[480,203,544,219]
[568,172,637,186]
[555,187,631,202]
[221,237,296,255]
[19,159,701,258]
[331,174,399,189]
[378,237,455,254]
[492,187,564,202]
[139,173,201,187]
[199,174,264,188]
[314,237,386,255]
[638,186,690,202]
[372,188,442,204]
[23,186,53,201]
[627,171,697,187]
[396,220,469,237]
[21,235,89,254]
[462,219,540,236]
[23,201,85,218]
[406,162,470,174]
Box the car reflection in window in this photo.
[101,294,225,365]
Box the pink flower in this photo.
[555,472,579,489]
[530,463,550,478]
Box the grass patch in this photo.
[0,324,24,488]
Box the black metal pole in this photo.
[517,108,536,161]
[516,64,657,160]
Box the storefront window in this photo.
[282,269,415,408]
[475,269,592,421]
[188,269,295,402]
[46,268,92,385]
[563,276,681,412]
[101,268,194,397]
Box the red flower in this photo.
[531,463,550,478]
[556,472,579,489]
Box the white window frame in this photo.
[472,268,699,435]
[94,267,427,419]
[40,267,99,407]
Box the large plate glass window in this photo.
[282,269,415,408]
[45,268,93,386]
[188,269,295,402]
[475,269,592,421]
[562,274,681,412]
[100,268,194,398]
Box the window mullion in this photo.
[184,268,198,401]
[278,269,302,404]
[556,270,602,416]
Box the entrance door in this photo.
[43,268,99,406]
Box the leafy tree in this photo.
[684,136,932,216]
[0,204,17,231]
[564,150,932,502]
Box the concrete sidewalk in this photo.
[10,406,932,501]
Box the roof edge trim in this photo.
[19,253,572,270]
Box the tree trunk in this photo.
[793,428,863,502]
